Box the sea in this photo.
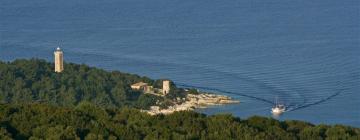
[1,0,359,127]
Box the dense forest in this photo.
[0,103,359,140]
[0,59,181,109]
[0,59,359,140]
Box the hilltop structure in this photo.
[162,80,170,95]
[131,80,171,95]
[54,47,64,73]
[130,82,153,93]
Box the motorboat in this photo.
[271,104,286,115]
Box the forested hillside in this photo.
[0,59,168,109]
[0,103,359,140]
[0,59,359,140]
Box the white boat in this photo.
[271,97,286,115]
[271,104,286,115]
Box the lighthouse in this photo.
[54,47,64,73]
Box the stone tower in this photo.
[54,47,64,73]
[162,80,170,95]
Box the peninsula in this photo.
[0,58,238,113]
[129,80,239,115]
[0,59,359,140]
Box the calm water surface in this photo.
[1,0,359,126]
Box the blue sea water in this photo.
[1,0,359,127]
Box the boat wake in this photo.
[176,82,346,112]
[286,88,345,112]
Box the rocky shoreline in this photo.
[142,93,240,115]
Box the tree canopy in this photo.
[0,59,168,109]
[0,103,359,140]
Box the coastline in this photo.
[142,93,240,115]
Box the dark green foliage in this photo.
[136,94,163,109]
[188,89,199,95]
[0,59,155,109]
[0,127,13,140]
[0,104,359,140]
[1,59,359,140]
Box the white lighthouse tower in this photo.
[54,47,64,73]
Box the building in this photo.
[131,80,170,95]
[131,82,148,90]
[162,80,170,95]
[54,47,64,73]
[131,82,154,93]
